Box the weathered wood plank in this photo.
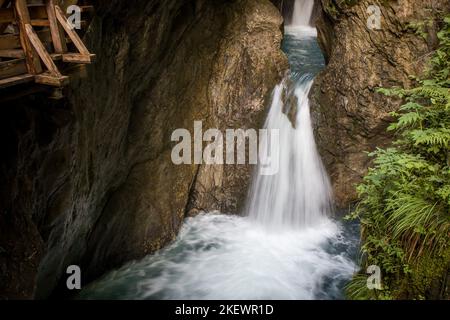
[62,53,95,63]
[31,19,50,27]
[0,30,52,50]
[0,8,14,23]
[0,33,21,50]
[25,23,61,77]
[55,5,89,55]
[0,73,34,89]
[35,71,69,86]
[0,58,27,80]
[46,0,67,53]
[0,49,25,58]
[14,0,42,74]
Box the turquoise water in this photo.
[282,28,325,77]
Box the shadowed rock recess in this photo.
[311,0,450,208]
[0,0,287,299]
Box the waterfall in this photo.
[247,75,333,229]
[79,16,359,302]
[290,0,314,26]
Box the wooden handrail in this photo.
[46,0,67,53]
[0,0,95,89]
[24,23,61,77]
[14,0,42,74]
[54,4,89,55]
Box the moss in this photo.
[347,249,449,300]
[406,248,450,298]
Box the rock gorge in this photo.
[0,0,287,299]
[0,0,448,299]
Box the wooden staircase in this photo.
[0,0,95,90]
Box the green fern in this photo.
[347,14,450,300]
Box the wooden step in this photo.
[0,30,52,50]
[0,33,21,50]
[0,58,27,80]
[62,53,95,63]
[31,19,50,27]
[0,1,95,91]
[0,49,25,58]
[0,8,14,24]
[0,73,34,89]
[35,71,69,87]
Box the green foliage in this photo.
[347,15,450,300]
[406,20,433,39]
[322,0,360,20]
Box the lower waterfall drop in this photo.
[247,75,333,229]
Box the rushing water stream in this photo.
[79,2,360,300]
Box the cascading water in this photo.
[78,10,359,301]
[246,75,333,229]
[290,0,314,27]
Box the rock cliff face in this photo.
[310,0,449,208]
[0,0,287,299]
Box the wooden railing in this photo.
[0,0,95,89]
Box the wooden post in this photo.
[25,23,61,77]
[46,0,67,53]
[14,0,42,74]
[24,23,69,87]
[55,4,89,55]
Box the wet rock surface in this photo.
[310,0,449,208]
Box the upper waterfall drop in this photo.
[246,75,333,229]
[291,0,315,26]
[246,18,332,230]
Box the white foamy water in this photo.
[285,25,317,37]
[80,213,356,300]
[291,0,314,26]
[247,76,333,229]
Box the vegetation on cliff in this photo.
[347,15,450,300]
